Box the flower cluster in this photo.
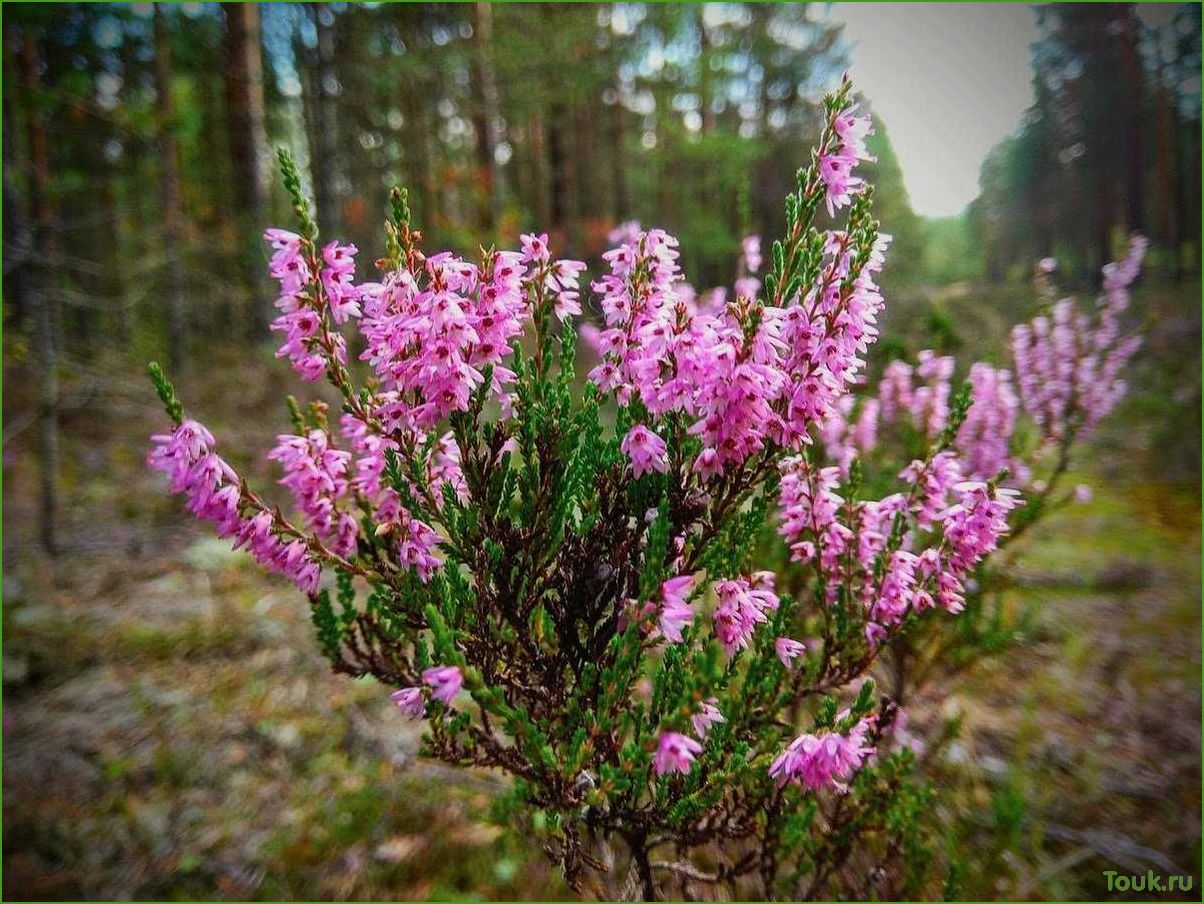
[390,665,464,720]
[357,249,526,431]
[149,418,322,593]
[712,572,781,655]
[267,229,351,381]
[818,237,1145,493]
[954,363,1023,482]
[268,430,357,556]
[592,224,889,480]
[819,105,874,216]
[778,451,1019,642]
[769,715,874,792]
[1012,235,1147,442]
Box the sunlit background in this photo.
[3,3,1200,900]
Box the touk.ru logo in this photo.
[1103,870,1193,894]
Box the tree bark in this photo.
[402,84,440,232]
[548,103,569,234]
[1151,44,1178,261]
[154,3,187,373]
[310,2,340,236]
[529,112,552,229]
[470,2,501,230]
[223,2,271,335]
[21,30,60,555]
[697,5,715,136]
[610,90,629,221]
[1118,10,1144,233]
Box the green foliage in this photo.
[146,361,184,425]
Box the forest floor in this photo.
[2,282,1200,901]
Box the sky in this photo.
[822,3,1041,218]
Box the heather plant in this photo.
[146,78,1145,900]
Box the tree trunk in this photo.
[403,85,440,233]
[21,31,60,556]
[1119,11,1144,233]
[99,137,129,348]
[610,91,629,221]
[1152,52,1177,258]
[470,2,501,230]
[548,104,569,235]
[154,3,187,373]
[697,5,715,136]
[529,112,552,229]
[311,2,340,236]
[223,2,271,336]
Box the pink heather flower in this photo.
[778,458,850,578]
[320,241,362,324]
[268,429,356,555]
[658,575,695,643]
[1012,235,1146,444]
[819,149,862,217]
[1074,484,1093,504]
[692,448,721,480]
[874,350,955,440]
[740,235,762,273]
[775,637,806,668]
[265,228,309,293]
[864,622,887,648]
[900,451,962,530]
[390,687,425,719]
[150,419,324,595]
[426,432,469,506]
[398,513,442,583]
[873,550,918,626]
[956,363,1020,482]
[520,232,550,263]
[653,731,702,777]
[607,220,643,245]
[712,576,779,655]
[586,221,885,476]
[358,247,527,430]
[929,481,1022,612]
[263,227,359,384]
[264,227,302,250]
[621,424,669,478]
[833,106,874,160]
[422,666,463,706]
[769,717,873,792]
[733,275,761,301]
[691,698,726,738]
[553,292,582,322]
[549,259,587,322]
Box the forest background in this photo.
[2,3,1201,900]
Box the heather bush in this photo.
[147,78,1144,900]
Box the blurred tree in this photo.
[971,2,1201,281]
[470,2,501,230]
[306,2,340,237]
[223,2,271,332]
[16,24,60,555]
[154,3,187,372]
